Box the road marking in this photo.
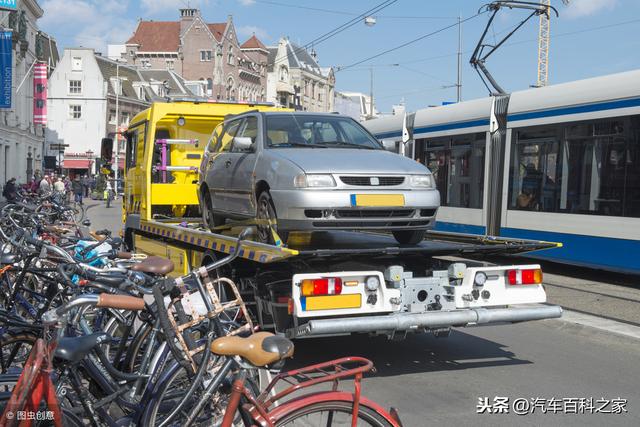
[560,309,640,341]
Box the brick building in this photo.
[121,8,267,102]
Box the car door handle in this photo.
[225,160,232,168]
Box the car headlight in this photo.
[410,174,435,189]
[294,174,336,188]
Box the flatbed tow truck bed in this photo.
[131,217,559,263]
[126,216,562,339]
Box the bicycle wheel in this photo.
[143,356,260,427]
[0,332,37,374]
[275,400,396,427]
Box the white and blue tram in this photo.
[365,70,640,274]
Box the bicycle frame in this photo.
[0,339,62,427]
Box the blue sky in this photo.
[39,0,640,112]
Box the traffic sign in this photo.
[49,143,69,149]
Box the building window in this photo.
[418,133,486,209]
[166,59,175,70]
[206,78,213,96]
[140,59,150,69]
[508,115,640,217]
[200,50,212,61]
[279,66,288,82]
[109,109,116,124]
[68,80,82,95]
[121,112,130,126]
[69,105,82,119]
[72,57,82,71]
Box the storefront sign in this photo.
[0,1,17,12]
[0,31,12,108]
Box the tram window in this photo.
[509,115,640,218]
[419,132,485,209]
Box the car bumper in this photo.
[270,188,440,231]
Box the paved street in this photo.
[87,202,640,426]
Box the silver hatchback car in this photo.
[198,111,440,245]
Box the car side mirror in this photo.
[233,136,254,151]
[381,140,397,152]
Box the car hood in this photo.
[266,148,430,174]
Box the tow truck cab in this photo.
[123,101,284,224]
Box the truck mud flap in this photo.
[287,305,563,338]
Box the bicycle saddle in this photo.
[0,254,19,265]
[54,333,111,364]
[210,332,294,367]
[129,256,174,275]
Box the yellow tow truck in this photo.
[121,100,562,339]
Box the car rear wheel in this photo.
[256,191,288,245]
[392,229,426,245]
[203,192,224,231]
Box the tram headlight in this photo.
[410,175,435,189]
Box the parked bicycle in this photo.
[0,206,402,426]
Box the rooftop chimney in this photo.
[180,8,200,34]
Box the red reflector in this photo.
[521,269,535,284]
[287,298,293,315]
[507,268,542,285]
[313,278,342,295]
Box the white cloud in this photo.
[40,0,136,52]
[238,25,268,41]
[238,0,256,6]
[564,0,617,18]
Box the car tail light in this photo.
[507,268,542,285]
[300,278,343,296]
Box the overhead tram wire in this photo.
[335,12,485,73]
[270,0,398,68]
[248,0,456,20]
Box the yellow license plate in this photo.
[350,194,405,207]
[304,294,362,311]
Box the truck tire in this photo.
[256,191,288,245]
[392,229,426,245]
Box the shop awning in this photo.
[62,159,92,169]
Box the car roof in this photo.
[228,110,345,120]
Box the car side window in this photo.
[207,123,223,152]
[231,116,258,153]
[215,119,242,153]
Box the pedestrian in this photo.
[63,176,72,202]
[29,176,39,194]
[39,175,52,196]
[53,177,65,194]
[82,174,90,197]
[2,178,17,203]
[105,180,113,208]
[72,176,83,206]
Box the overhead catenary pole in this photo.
[114,63,119,188]
[369,67,374,119]
[457,15,462,102]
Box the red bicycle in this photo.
[0,294,146,427]
[179,332,403,427]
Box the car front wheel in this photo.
[256,191,288,245]
[392,229,426,245]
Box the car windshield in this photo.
[265,114,382,149]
